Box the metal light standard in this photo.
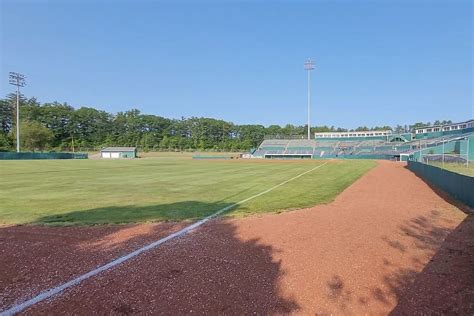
[304,58,314,140]
[9,72,26,152]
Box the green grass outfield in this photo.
[0,159,375,226]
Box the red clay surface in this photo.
[1,161,473,315]
[0,222,188,310]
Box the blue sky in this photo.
[1,0,472,128]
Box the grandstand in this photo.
[410,132,474,162]
[414,119,474,139]
[253,139,316,158]
[251,119,474,161]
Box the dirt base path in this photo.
[2,161,473,315]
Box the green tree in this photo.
[394,125,404,133]
[13,121,53,151]
[0,133,12,151]
[410,122,428,132]
[0,98,14,135]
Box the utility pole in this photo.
[9,72,26,152]
[304,58,315,140]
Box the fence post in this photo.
[419,140,422,163]
[442,140,445,168]
[468,137,470,169]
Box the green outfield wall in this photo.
[407,160,474,208]
[0,152,88,160]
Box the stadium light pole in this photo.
[9,72,26,152]
[304,58,315,140]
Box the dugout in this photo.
[100,147,137,159]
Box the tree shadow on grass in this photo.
[1,201,300,314]
[35,201,236,225]
[33,183,264,225]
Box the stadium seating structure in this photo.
[253,121,474,160]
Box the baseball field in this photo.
[1,158,472,315]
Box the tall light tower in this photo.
[304,58,314,140]
[9,72,26,152]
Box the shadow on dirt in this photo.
[317,166,474,314]
[0,201,299,314]
[388,212,474,315]
[385,166,474,314]
[321,207,473,314]
[92,219,300,314]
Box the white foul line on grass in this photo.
[1,161,328,316]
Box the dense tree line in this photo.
[0,94,453,152]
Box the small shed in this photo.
[100,147,137,159]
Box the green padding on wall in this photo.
[407,161,474,207]
[0,152,88,160]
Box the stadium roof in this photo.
[101,147,137,152]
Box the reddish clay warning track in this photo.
[2,161,473,315]
[0,222,187,310]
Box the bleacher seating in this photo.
[253,129,473,159]
[255,139,315,157]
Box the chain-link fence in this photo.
[422,153,468,165]
[415,136,473,176]
[420,153,472,177]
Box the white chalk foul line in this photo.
[1,161,328,315]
